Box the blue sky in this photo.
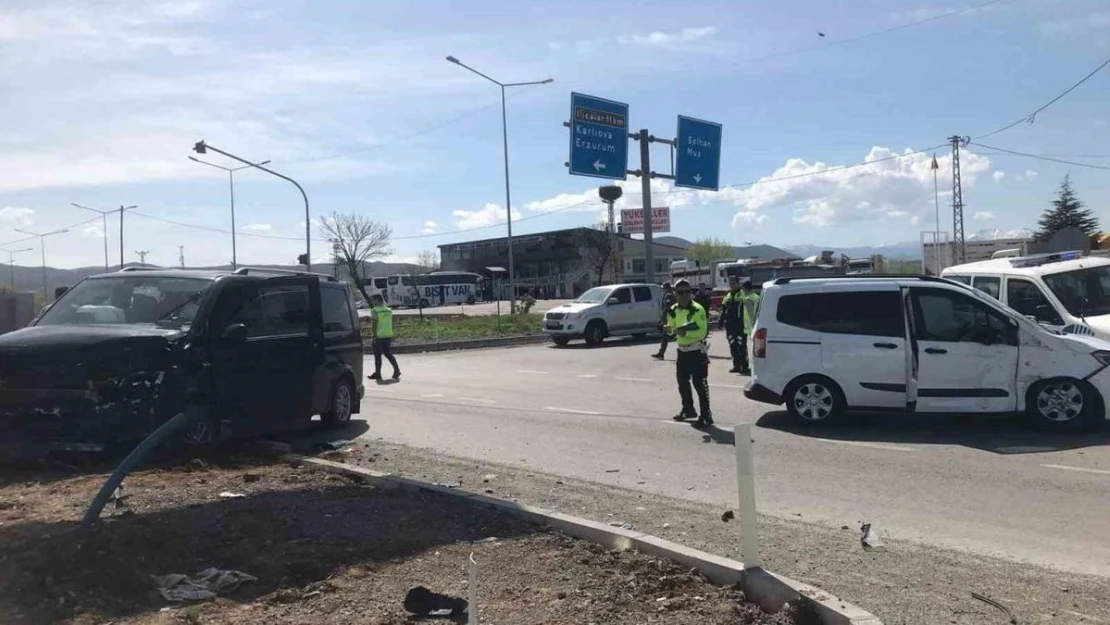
[1,0,1109,268]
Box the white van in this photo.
[543,283,663,346]
[941,251,1110,340]
[744,275,1110,431]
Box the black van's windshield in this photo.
[36,276,213,328]
[1042,265,1110,317]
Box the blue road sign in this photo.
[568,92,629,180]
[675,115,723,191]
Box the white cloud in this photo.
[452,203,520,229]
[732,211,769,231]
[242,223,272,232]
[617,26,718,49]
[1039,12,1110,37]
[973,211,996,220]
[716,146,992,228]
[82,224,106,239]
[992,171,1006,182]
[1017,170,1038,181]
[0,206,35,227]
[422,220,439,234]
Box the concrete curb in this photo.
[362,334,549,355]
[287,455,883,625]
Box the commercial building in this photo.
[438,227,690,298]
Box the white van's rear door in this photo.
[904,288,919,409]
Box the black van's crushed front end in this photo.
[0,326,192,458]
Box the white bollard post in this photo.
[468,552,478,624]
[734,422,762,569]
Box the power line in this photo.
[974,55,1110,141]
[970,143,1110,171]
[0,215,101,248]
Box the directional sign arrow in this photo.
[693,173,702,184]
[593,159,606,172]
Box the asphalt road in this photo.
[355,331,1110,577]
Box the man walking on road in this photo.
[667,280,713,428]
[718,275,746,373]
[368,294,401,381]
[652,282,677,360]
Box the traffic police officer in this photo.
[667,280,713,428]
[652,282,677,360]
[738,280,760,376]
[718,275,745,373]
[368,294,401,381]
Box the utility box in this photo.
[0,292,35,335]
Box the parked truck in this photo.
[846,255,887,275]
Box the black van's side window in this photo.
[321,286,355,333]
[229,285,310,338]
[777,292,902,337]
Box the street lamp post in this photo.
[14,227,70,300]
[192,141,312,271]
[71,203,138,271]
[446,56,553,312]
[189,155,271,269]
[1,246,33,289]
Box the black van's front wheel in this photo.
[322,378,355,428]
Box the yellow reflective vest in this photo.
[372,305,394,338]
[666,301,708,346]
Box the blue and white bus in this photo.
[386,271,481,307]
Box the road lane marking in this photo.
[814,438,915,452]
[517,370,549,375]
[460,397,498,404]
[616,376,654,382]
[576,374,598,378]
[544,406,601,416]
[1065,611,1107,623]
[367,387,395,392]
[422,393,444,398]
[1041,464,1110,476]
[709,383,744,389]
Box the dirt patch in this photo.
[0,459,813,624]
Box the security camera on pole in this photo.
[565,94,723,284]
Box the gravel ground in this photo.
[0,458,814,625]
[336,440,1110,625]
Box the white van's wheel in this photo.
[1027,378,1100,431]
[784,376,845,426]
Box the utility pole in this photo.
[179,246,185,268]
[135,250,150,266]
[2,247,33,290]
[949,135,969,265]
[634,130,656,284]
[931,154,941,275]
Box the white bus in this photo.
[385,271,482,308]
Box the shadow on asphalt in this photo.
[269,419,371,454]
[754,409,1110,454]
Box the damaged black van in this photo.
[0,267,364,456]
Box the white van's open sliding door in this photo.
[903,287,919,411]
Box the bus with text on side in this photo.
[385,272,482,308]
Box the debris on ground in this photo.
[971,591,1018,624]
[314,440,352,453]
[151,568,257,602]
[0,461,813,624]
[403,585,468,617]
[218,491,246,499]
[860,523,884,551]
[721,510,734,523]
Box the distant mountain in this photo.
[0,261,420,297]
[784,241,924,260]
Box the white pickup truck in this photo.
[543,284,664,346]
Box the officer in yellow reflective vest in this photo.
[368,294,401,381]
[739,280,760,375]
[667,280,713,428]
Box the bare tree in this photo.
[319,211,393,304]
[416,249,439,273]
[576,222,617,286]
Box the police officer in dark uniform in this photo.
[652,282,677,360]
[667,280,713,428]
[718,275,746,373]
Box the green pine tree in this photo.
[1035,175,1100,241]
